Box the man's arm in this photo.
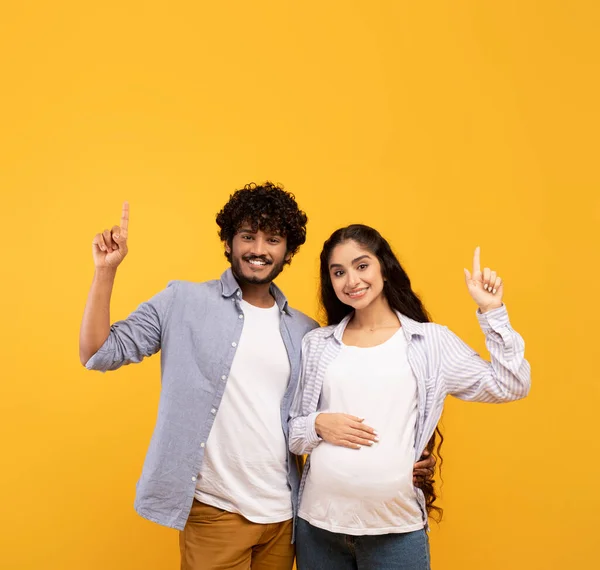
[79,202,129,365]
[79,268,118,364]
[413,449,436,487]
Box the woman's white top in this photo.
[299,328,424,535]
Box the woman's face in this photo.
[328,240,385,311]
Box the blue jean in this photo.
[295,518,431,570]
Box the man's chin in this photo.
[240,274,272,285]
[233,266,280,286]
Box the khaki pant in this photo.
[179,500,295,570]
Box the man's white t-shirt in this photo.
[195,299,292,523]
[299,328,423,535]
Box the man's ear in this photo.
[284,251,292,263]
[225,241,232,254]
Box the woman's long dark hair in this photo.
[319,224,444,521]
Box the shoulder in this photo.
[415,322,452,343]
[423,321,448,335]
[409,320,467,359]
[166,278,221,296]
[163,279,224,310]
[302,324,335,349]
[396,314,452,351]
[286,305,319,335]
[298,325,337,371]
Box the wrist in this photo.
[314,413,324,437]
[307,412,323,445]
[94,266,118,281]
[478,302,503,314]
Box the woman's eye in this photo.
[358,264,368,270]
[333,270,344,277]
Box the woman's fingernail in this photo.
[492,288,497,294]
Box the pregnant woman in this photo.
[289,224,531,570]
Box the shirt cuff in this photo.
[85,348,111,372]
[306,412,323,446]
[476,304,509,333]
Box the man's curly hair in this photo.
[216,182,308,264]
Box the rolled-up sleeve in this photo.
[442,305,531,402]
[85,283,176,372]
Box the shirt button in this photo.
[200,442,205,448]
[239,314,244,319]
[237,291,241,296]
[211,408,216,414]
[231,342,237,347]
[221,375,226,381]
[191,476,197,482]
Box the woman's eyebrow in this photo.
[329,254,371,269]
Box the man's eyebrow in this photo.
[329,254,371,269]
[237,227,283,237]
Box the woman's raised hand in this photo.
[464,246,503,313]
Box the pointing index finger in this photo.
[120,201,129,235]
[472,246,481,275]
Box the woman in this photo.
[289,225,531,570]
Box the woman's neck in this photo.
[348,297,399,331]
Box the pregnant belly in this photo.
[308,441,415,501]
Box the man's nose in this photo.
[249,238,268,256]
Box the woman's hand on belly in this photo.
[314,413,379,449]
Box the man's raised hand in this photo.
[92,202,129,269]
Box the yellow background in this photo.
[1,1,598,569]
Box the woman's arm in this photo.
[289,409,379,454]
[288,334,380,454]
[442,305,531,401]
[443,247,531,401]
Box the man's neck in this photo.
[240,282,276,308]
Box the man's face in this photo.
[227,225,290,286]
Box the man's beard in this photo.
[230,254,286,286]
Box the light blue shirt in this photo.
[86,269,318,530]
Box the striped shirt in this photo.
[288,304,531,527]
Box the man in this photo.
[80,182,435,570]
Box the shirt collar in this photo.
[219,268,290,315]
[327,310,426,342]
